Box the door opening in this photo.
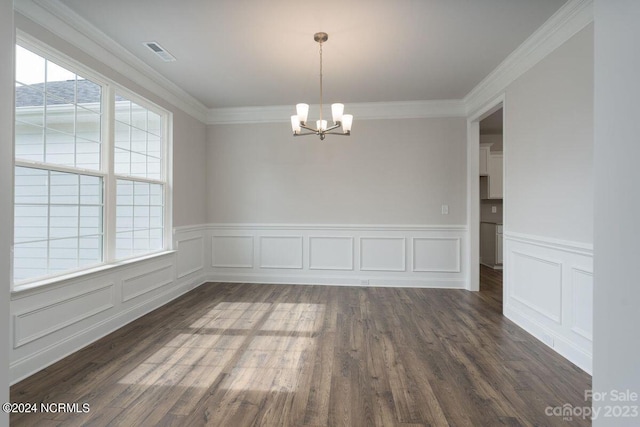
[478,108,504,300]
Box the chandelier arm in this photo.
[323,123,341,132]
[323,131,351,136]
[299,123,319,132]
[293,132,317,137]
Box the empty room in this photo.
[1,0,639,426]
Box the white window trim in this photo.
[13,32,174,291]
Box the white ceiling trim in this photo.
[14,0,210,123]
[207,100,466,125]
[464,0,593,118]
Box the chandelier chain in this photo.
[319,40,323,123]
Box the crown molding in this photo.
[14,0,209,123]
[464,0,593,118]
[13,0,593,126]
[207,100,466,125]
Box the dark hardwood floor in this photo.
[11,268,591,426]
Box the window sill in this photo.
[11,250,177,299]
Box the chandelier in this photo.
[290,32,353,140]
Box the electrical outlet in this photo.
[441,204,449,215]
[360,279,369,286]
[491,206,497,213]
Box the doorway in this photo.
[478,109,503,293]
[466,98,504,294]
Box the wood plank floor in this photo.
[11,267,591,426]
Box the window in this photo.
[113,95,165,258]
[14,42,170,286]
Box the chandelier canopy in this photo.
[291,32,353,140]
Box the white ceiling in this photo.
[58,0,566,109]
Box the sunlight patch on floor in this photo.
[222,336,315,392]
[118,302,325,393]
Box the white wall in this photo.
[206,118,467,225]
[505,24,593,244]
[173,110,207,226]
[593,1,640,424]
[0,0,14,424]
[502,24,594,373]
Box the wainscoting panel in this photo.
[309,237,354,270]
[211,235,254,268]
[360,237,406,272]
[176,235,204,279]
[571,268,593,341]
[121,262,175,303]
[259,236,304,269]
[510,251,562,325]
[206,224,467,288]
[13,283,114,348]
[412,237,461,272]
[504,231,593,374]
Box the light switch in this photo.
[491,206,497,213]
[441,204,449,215]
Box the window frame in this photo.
[13,32,173,290]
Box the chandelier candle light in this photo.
[291,32,353,140]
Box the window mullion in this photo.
[103,85,117,264]
[46,171,51,276]
[76,174,81,271]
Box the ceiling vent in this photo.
[143,41,176,62]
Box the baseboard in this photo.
[480,261,503,270]
[504,304,592,374]
[10,275,208,384]
[206,273,466,289]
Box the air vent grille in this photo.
[143,41,176,62]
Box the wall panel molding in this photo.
[360,237,406,272]
[211,235,254,268]
[504,232,593,374]
[570,267,593,341]
[176,235,204,279]
[121,263,174,302]
[412,237,461,272]
[259,236,304,269]
[504,231,593,256]
[510,250,563,324]
[13,283,114,348]
[309,237,354,271]
[206,223,466,288]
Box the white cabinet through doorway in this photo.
[487,152,503,199]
